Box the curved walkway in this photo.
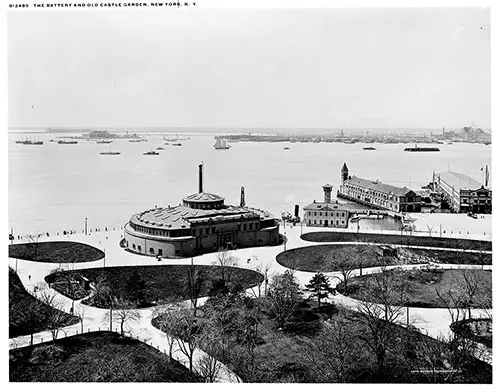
[9,224,493,380]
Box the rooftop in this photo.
[345,176,414,196]
[436,171,485,190]
[131,204,275,231]
[182,192,224,202]
[303,200,364,211]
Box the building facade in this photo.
[433,171,492,214]
[304,184,350,228]
[337,163,422,213]
[123,164,280,258]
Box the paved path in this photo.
[9,224,493,380]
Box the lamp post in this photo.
[284,231,287,251]
[85,218,88,235]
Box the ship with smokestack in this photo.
[122,162,280,258]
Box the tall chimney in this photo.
[240,186,246,207]
[198,163,203,193]
[323,184,333,204]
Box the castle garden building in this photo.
[123,164,280,258]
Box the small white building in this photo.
[303,184,350,228]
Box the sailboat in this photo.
[214,138,231,150]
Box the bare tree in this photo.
[87,273,112,307]
[170,307,201,373]
[354,267,407,376]
[266,270,302,329]
[460,269,483,319]
[213,248,239,286]
[435,287,467,326]
[197,352,223,382]
[52,268,79,313]
[36,283,70,340]
[75,304,86,334]
[297,309,364,382]
[251,262,272,298]
[152,301,182,361]
[329,248,358,293]
[436,269,488,325]
[183,266,205,316]
[104,299,141,335]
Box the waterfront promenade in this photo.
[9,219,493,379]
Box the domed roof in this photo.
[183,192,224,203]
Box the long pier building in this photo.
[337,163,421,213]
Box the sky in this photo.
[7,7,491,129]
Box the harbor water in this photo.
[8,132,492,238]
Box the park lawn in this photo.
[9,331,201,382]
[276,244,387,272]
[9,241,104,264]
[9,268,79,339]
[407,248,492,265]
[301,232,492,251]
[343,269,492,308]
[277,245,492,273]
[47,265,263,309]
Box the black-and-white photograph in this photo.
[5,0,494,385]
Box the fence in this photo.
[299,222,492,241]
[11,225,125,242]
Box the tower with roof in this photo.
[341,162,349,182]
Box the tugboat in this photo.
[283,146,290,150]
[100,145,121,155]
[96,140,113,144]
[404,144,440,152]
[58,139,78,144]
[143,150,159,155]
[363,146,376,150]
[172,142,182,147]
[214,138,231,150]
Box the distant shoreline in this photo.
[7,126,493,137]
